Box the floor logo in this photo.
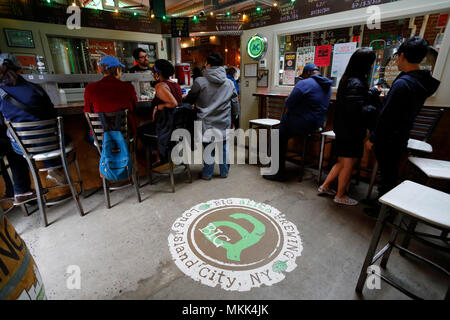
[168,198,303,291]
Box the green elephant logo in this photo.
[202,213,266,262]
[252,42,261,53]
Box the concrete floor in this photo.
[6,163,449,300]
